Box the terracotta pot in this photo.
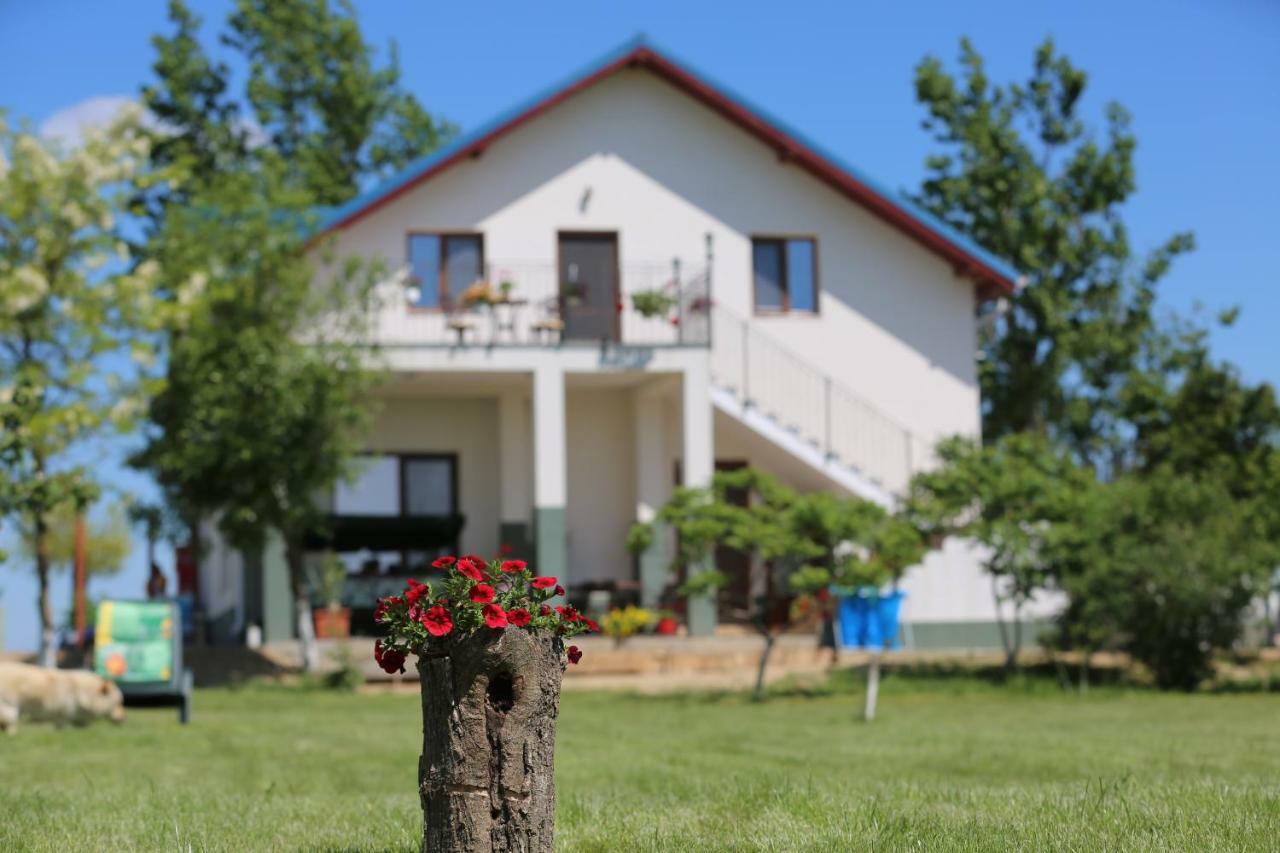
[312,606,350,639]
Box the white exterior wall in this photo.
[366,395,502,558]
[313,67,1021,630]
[319,68,979,446]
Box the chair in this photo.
[94,599,194,724]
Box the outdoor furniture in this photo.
[530,316,564,344]
[94,599,194,724]
[446,316,476,345]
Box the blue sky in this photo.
[1,0,1277,650]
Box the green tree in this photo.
[0,110,165,665]
[134,0,453,669]
[905,434,1093,670]
[21,501,132,579]
[630,469,927,701]
[913,38,1193,460]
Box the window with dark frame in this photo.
[752,237,818,314]
[407,233,484,310]
[332,452,460,573]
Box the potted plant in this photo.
[459,280,498,309]
[374,554,598,851]
[309,552,351,639]
[630,288,678,319]
[601,604,653,646]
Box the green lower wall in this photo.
[902,619,1053,651]
[498,522,533,562]
[533,508,566,583]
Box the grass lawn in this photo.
[1,673,1277,851]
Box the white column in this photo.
[498,390,533,556]
[635,385,671,607]
[533,365,568,581]
[681,359,716,634]
[499,391,531,525]
[681,359,714,489]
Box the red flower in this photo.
[469,583,496,604]
[405,580,428,605]
[555,584,565,597]
[654,616,678,636]
[432,555,456,569]
[531,576,557,590]
[567,645,583,665]
[500,560,527,573]
[507,608,532,627]
[420,605,453,637]
[464,554,488,568]
[499,543,514,556]
[585,618,600,633]
[539,605,552,617]
[374,640,406,674]
[373,595,401,621]
[483,603,508,629]
[457,560,484,581]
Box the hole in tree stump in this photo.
[486,672,515,713]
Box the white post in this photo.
[533,365,568,583]
[634,385,671,608]
[499,391,533,555]
[681,359,716,635]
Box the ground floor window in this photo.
[332,452,460,575]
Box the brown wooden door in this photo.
[558,232,619,342]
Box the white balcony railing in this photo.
[710,306,929,494]
[377,260,711,348]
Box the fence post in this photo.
[823,376,833,459]
[673,257,683,344]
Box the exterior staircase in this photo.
[709,306,930,506]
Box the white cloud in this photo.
[40,93,267,151]
[38,94,141,147]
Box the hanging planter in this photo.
[374,555,597,852]
[630,288,678,319]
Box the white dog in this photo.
[0,662,126,735]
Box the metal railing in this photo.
[710,306,928,494]
[378,259,711,347]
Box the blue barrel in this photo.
[835,590,905,649]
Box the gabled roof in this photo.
[316,35,1018,296]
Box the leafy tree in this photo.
[1051,470,1274,690]
[630,469,927,701]
[20,501,132,578]
[134,0,453,669]
[0,110,165,665]
[913,38,1193,461]
[905,434,1093,670]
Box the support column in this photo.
[681,359,717,636]
[533,365,568,585]
[634,386,671,608]
[498,391,533,557]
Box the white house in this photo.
[202,37,1049,650]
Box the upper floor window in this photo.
[407,233,484,310]
[752,237,818,314]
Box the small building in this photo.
[199,38,1051,650]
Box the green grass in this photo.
[1,674,1278,851]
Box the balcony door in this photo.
[558,232,619,342]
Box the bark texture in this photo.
[418,629,563,853]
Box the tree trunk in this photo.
[991,575,1014,672]
[863,650,881,722]
[752,630,777,702]
[35,512,57,668]
[418,628,563,853]
[286,539,319,672]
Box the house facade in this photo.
[201,38,1050,649]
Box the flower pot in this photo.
[312,606,350,639]
[417,628,564,852]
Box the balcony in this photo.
[380,260,711,348]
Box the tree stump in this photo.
[417,628,564,852]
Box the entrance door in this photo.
[714,460,753,618]
[558,233,619,341]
